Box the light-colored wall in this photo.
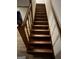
[36,0,45,4]
[17,30,26,56]
[44,0,61,59]
[17,7,28,21]
[17,0,30,6]
[53,35,61,56]
[51,0,61,27]
[32,0,36,20]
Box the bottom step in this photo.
[27,48,52,54]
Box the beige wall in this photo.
[17,30,26,56]
[44,0,61,58]
[17,0,30,7]
[32,0,36,20]
[51,0,61,27]
[17,7,28,21]
[36,0,45,4]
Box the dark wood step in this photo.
[32,34,50,37]
[34,21,48,25]
[35,17,47,19]
[35,16,47,18]
[35,18,47,21]
[36,6,45,8]
[36,8,46,11]
[27,48,52,54]
[35,16,47,19]
[36,9,46,11]
[36,10,46,13]
[36,4,45,6]
[35,15,46,17]
[30,37,51,41]
[36,9,46,10]
[29,43,52,49]
[31,34,51,40]
[36,12,46,14]
[31,35,51,41]
[36,5,45,7]
[35,15,47,16]
[29,44,52,49]
[29,40,51,44]
[32,29,50,34]
[35,19,47,21]
[35,13,46,16]
[32,25,49,29]
[35,12,46,15]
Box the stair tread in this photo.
[35,17,47,18]
[33,25,48,26]
[34,21,48,25]
[36,12,46,13]
[32,29,49,31]
[28,48,52,53]
[35,14,47,17]
[34,21,48,22]
[32,34,50,37]
[30,41,51,44]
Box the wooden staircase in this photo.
[27,4,55,59]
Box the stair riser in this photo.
[36,9,45,10]
[35,13,46,15]
[27,52,53,55]
[36,12,46,13]
[32,31,49,34]
[30,44,52,49]
[32,26,49,29]
[34,22,48,25]
[36,8,45,9]
[31,37,51,41]
[35,14,46,16]
[36,7,45,9]
[36,9,46,11]
[36,4,45,6]
[35,17,47,19]
[35,15,47,18]
[35,13,47,17]
[35,15,47,17]
[36,11,46,12]
[35,19,47,21]
[35,12,46,14]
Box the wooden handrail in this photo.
[22,4,32,26]
[17,25,29,48]
[17,3,33,49]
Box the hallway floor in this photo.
[17,55,52,59]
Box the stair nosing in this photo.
[33,25,49,26]
[31,34,50,37]
[32,29,49,31]
[29,41,51,44]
